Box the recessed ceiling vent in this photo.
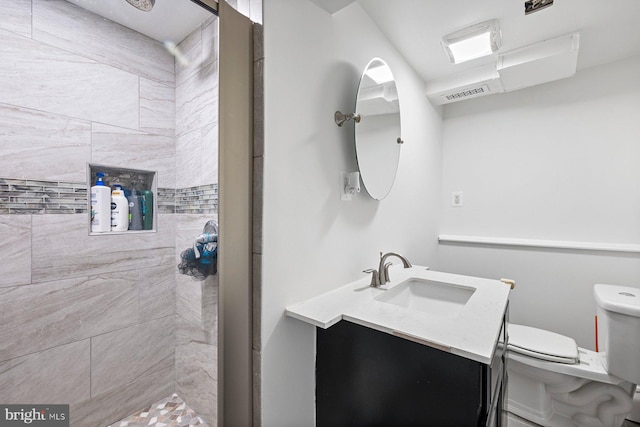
[443,85,491,101]
[426,65,503,105]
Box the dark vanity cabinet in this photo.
[316,312,508,427]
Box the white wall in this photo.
[262,0,442,425]
[438,55,640,349]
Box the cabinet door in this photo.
[316,320,484,427]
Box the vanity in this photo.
[286,265,511,426]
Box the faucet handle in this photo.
[363,268,381,287]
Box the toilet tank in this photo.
[594,284,640,385]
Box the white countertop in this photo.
[285,265,511,365]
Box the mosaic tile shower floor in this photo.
[109,394,209,427]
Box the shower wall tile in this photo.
[176,277,204,327]
[176,63,218,137]
[0,0,32,38]
[202,122,219,186]
[252,26,264,426]
[0,104,91,182]
[175,299,217,350]
[70,357,174,427]
[253,23,264,62]
[252,348,262,427]
[0,215,31,288]
[176,128,220,189]
[252,254,262,352]
[31,214,175,283]
[140,77,176,138]
[251,167,263,257]
[253,57,264,158]
[91,315,175,397]
[175,16,218,88]
[175,339,218,426]
[0,272,138,362]
[32,0,174,85]
[175,16,218,205]
[176,129,203,188]
[138,264,176,323]
[0,339,90,405]
[202,17,219,68]
[0,29,139,130]
[91,123,176,188]
[176,21,203,87]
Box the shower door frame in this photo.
[218,1,256,425]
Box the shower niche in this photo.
[88,164,158,235]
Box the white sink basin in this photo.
[375,278,476,317]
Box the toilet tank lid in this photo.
[507,324,579,364]
[594,284,640,317]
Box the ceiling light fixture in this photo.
[365,64,395,84]
[125,0,156,12]
[442,20,501,64]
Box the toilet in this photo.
[506,284,640,427]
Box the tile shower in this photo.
[0,0,221,425]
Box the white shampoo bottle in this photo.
[110,185,129,232]
[90,172,111,233]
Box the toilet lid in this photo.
[507,324,580,364]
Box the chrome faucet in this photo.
[364,252,412,287]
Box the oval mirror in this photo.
[354,58,401,200]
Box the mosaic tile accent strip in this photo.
[157,187,177,214]
[0,178,87,214]
[175,184,218,214]
[0,179,218,215]
[108,393,209,427]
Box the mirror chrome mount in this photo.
[334,111,361,127]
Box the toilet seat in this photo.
[506,323,628,384]
[508,324,580,364]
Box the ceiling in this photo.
[66,0,213,43]
[69,0,640,86]
[321,0,640,85]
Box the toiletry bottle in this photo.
[127,187,144,231]
[110,185,129,232]
[141,189,153,230]
[90,172,111,233]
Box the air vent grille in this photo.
[443,85,491,101]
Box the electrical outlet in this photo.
[451,191,463,207]
[341,172,360,201]
[341,172,352,201]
